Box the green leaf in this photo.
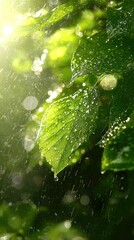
[71,32,133,79]
[46,3,74,25]
[0,202,38,234]
[99,72,134,171]
[38,88,99,175]
[99,72,134,147]
[101,110,134,171]
[106,0,134,38]
[34,0,90,31]
[100,114,131,148]
[102,127,134,171]
[110,73,134,122]
[45,0,92,27]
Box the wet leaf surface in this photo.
[71,32,133,79]
[102,127,134,171]
[107,0,134,38]
[38,88,99,174]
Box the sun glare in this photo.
[2,25,13,36]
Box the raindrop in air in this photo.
[64,220,72,229]
[24,137,35,152]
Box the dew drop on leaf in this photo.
[99,74,117,91]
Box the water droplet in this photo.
[12,172,23,189]
[24,137,35,152]
[72,158,77,163]
[80,195,90,206]
[64,220,72,229]
[22,96,38,111]
[99,74,118,90]
[54,175,59,181]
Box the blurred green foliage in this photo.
[0,0,134,239]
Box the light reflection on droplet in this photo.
[31,49,48,75]
[63,191,76,204]
[22,96,38,111]
[64,220,72,229]
[72,158,77,163]
[31,58,43,75]
[99,74,118,90]
[38,107,44,112]
[8,202,12,206]
[80,195,90,206]
[24,137,35,152]
[0,235,10,240]
[46,86,63,103]
[54,175,59,181]
[12,172,23,189]
[81,149,86,154]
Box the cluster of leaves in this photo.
[0,203,37,239]
[0,202,86,239]
[36,0,134,175]
[0,0,134,239]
